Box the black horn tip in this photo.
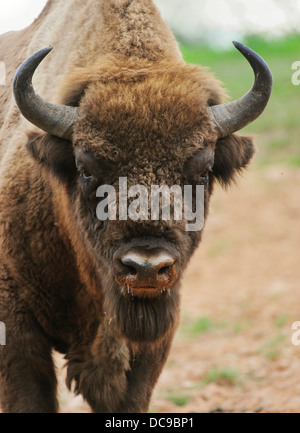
[209,40,273,138]
[232,40,244,50]
[21,46,54,69]
[13,46,78,140]
[38,46,54,57]
[24,46,54,68]
[40,46,54,53]
[232,40,260,61]
[232,40,273,88]
[13,47,54,91]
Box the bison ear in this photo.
[212,134,255,187]
[27,133,77,184]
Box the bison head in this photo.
[13,43,272,342]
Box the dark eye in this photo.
[189,171,211,191]
[190,170,208,182]
[184,148,214,185]
[79,168,93,180]
[199,171,210,184]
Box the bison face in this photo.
[71,140,214,288]
[66,79,219,341]
[16,45,272,342]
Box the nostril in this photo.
[158,265,171,275]
[124,265,137,276]
[118,252,178,284]
[120,257,139,276]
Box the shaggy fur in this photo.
[0,0,256,413]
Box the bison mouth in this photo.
[115,267,179,299]
[113,238,181,299]
[103,238,182,342]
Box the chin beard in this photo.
[103,281,181,343]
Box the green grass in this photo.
[201,367,240,386]
[166,393,191,407]
[259,334,286,360]
[179,34,300,167]
[179,315,227,339]
[274,313,290,329]
[179,313,257,340]
[189,316,215,334]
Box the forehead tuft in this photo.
[72,60,223,161]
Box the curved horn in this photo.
[209,41,273,138]
[13,47,79,140]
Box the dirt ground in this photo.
[53,163,300,413]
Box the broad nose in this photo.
[121,252,175,282]
[114,248,179,291]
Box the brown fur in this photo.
[0,0,255,413]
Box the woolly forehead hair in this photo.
[61,59,224,157]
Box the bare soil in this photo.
[44,166,300,412]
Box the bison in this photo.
[0,0,272,413]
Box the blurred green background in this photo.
[180,35,300,168]
[154,0,300,170]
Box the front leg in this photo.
[0,311,58,413]
[66,319,130,413]
[117,330,175,413]
[66,321,174,413]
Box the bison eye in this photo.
[188,169,212,192]
[79,167,93,180]
[199,172,210,185]
[184,148,214,186]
